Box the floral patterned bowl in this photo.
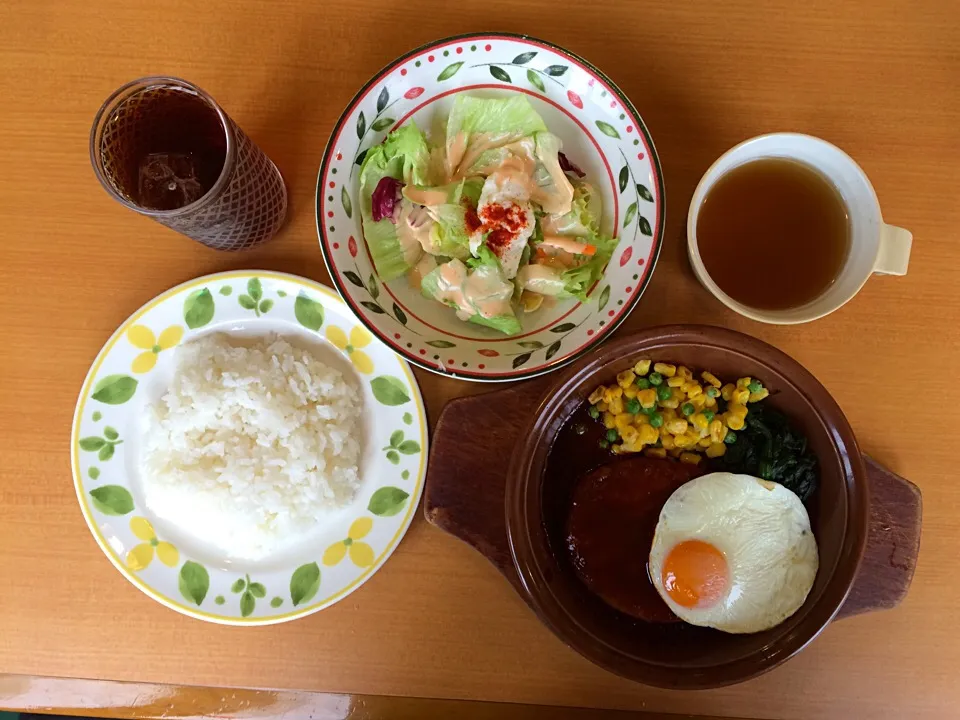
[71,271,427,625]
[316,33,665,382]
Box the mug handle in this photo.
[875,224,913,275]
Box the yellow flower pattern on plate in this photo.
[325,325,374,374]
[323,517,375,568]
[126,516,180,571]
[127,324,184,373]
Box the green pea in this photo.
[587,405,600,419]
[640,404,656,416]
[724,430,737,445]
[706,386,720,398]
[681,402,695,416]
[703,410,715,423]
[648,372,663,386]
[650,412,664,428]
[656,385,672,401]
[635,377,651,389]
[625,398,641,414]
[606,428,619,443]
[748,380,763,393]
[599,439,609,449]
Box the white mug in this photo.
[687,133,912,324]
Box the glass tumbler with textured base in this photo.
[90,76,287,251]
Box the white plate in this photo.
[71,270,427,625]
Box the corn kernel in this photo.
[611,443,623,454]
[634,412,650,426]
[728,402,748,418]
[609,397,624,415]
[638,424,660,445]
[680,452,702,465]
[644,447,667,459]
[588,386,605,404]
[653,362,677,377]
[661,433,676,450]
[662,407,678,421]
[726,414,745,431]
[617,370,636,388]
[721,384,735,401]
[620,426,639,444]
[671,387,686,401]
[615,413,633,429]
[691,413,709,431]
[597,401,608,412]
[698,436,713,448]
[706,442,727,458]
[737,377,752,389]
[691,394,707,410]
[667,375,686,388]
[660,398,679,409]
[709,419,724,443]
[701,371,722,388]
[749,388,770,403]
[633,359,651,376]
[677,365,693,380]
[603,412,616,429]
[704,395,717,408]
[637,388,658,408]
[734,389,750,405]
[624,386,639,399]
[669,447,684,458]
[666,418,689,435]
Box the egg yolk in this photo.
[662,540,729,608]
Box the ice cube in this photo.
[137,152,206,211]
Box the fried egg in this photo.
[648,472,818,634]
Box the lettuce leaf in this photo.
[446,96,547,176]
[358,124,431,280]
[421,254,521,335]
[531,132,575,215]
[560,232,618,301]
[541,180,602,237]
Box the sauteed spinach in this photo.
[711,404,819,502]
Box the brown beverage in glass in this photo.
[91,77,287,251]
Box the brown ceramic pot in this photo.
[504,325,867,688]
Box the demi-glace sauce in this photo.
[543,405,705,623]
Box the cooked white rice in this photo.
[140,333,363,560]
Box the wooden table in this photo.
[1,1,957,718]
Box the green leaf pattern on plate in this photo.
[341,185,353,219]
[596,120,621,139]
[290,562,321,606]
[489,66,511,83]
[89,485,134,515]
[527,69,545,93]
[92,375,138,405]
[368,487,410,517]
[383,429,420,462]
[238,277,273,316]
[371,376,410,406]
[179,561,210,606]
[294,292,325,331]
[437,61,463,81]
[183,288,215,329]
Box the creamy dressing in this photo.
[532,140,574,215]
[396,203,430,265]
[407,254,438,291]
[432,260,513,320]
[403,186,449,207]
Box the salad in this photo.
[358,94,617,335]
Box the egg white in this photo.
[648,472,819,634]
